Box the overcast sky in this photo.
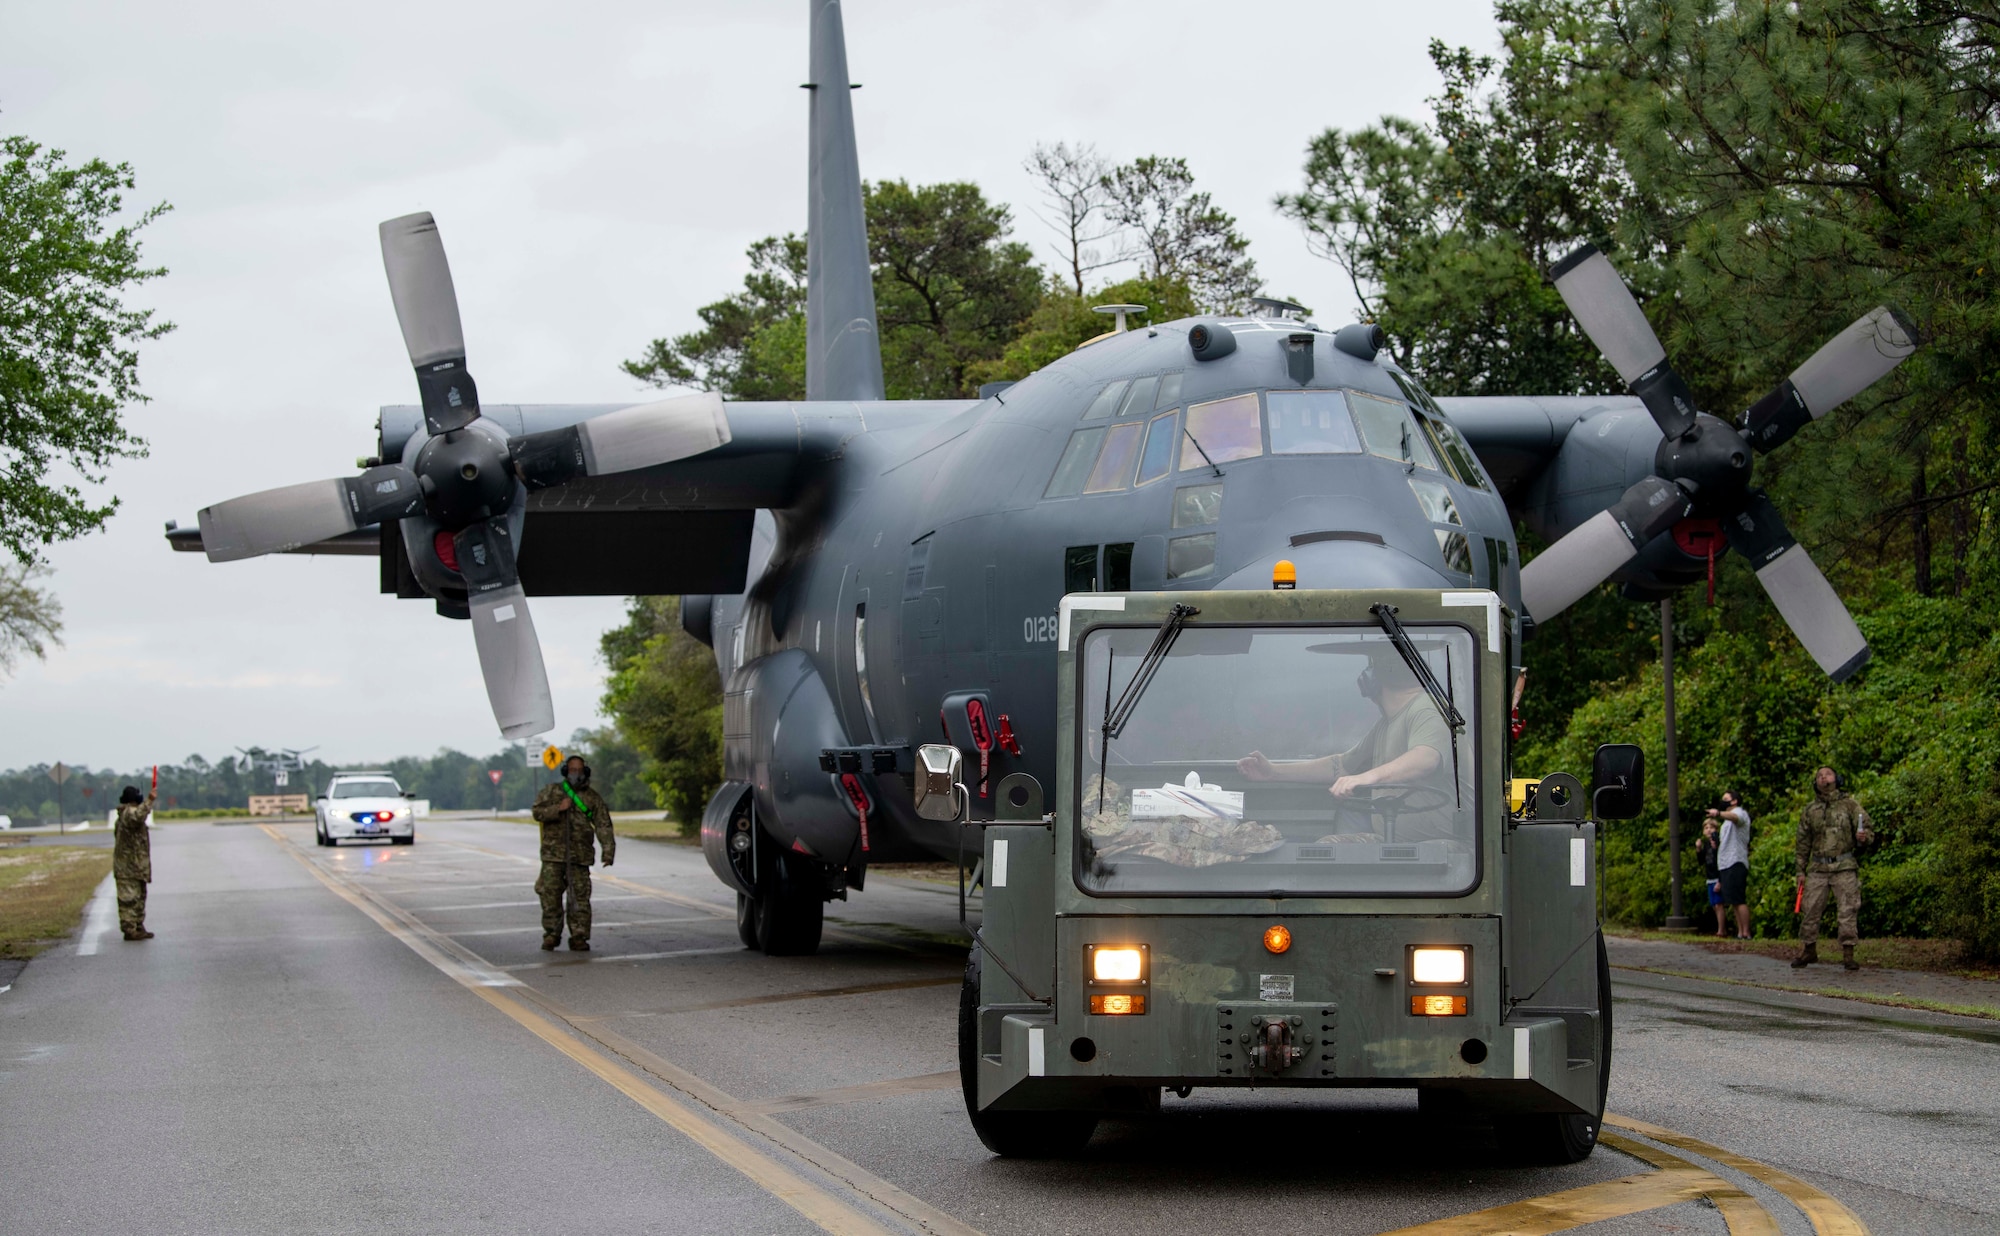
[2,0,1498,770]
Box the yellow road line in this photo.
[1599,1133,1780,1236]
[260,825,898,1236]
[1375,1168,1714,1235]
[1607,1114,1869,1236]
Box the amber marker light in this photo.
[1090,994,1146,1015]
[1413,995,1468,1016]
[1263,924,1292,954]
[1272,559,1297,590]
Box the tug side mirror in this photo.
[1591,744,1645,819]
[913,744,966,821]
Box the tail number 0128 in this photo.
[1023,613,1060,644]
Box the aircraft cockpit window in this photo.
[1435,530,1475,575]
[1136,411,1179,486]
[1084,421,1146,493]
[1167,533,1216,580]
[1082,380,1130,421]
[1172,483,1223,528]
[1045,428,1106,498]
[1156,372,1182,410]
[1268,389,1362,455]
[1180,393,1264,472]
[1408,477,1462,526]
[1347,392,1440,471]
[1116,376,1161,417]
[1065,545,1100,594]
[1417,412,1491,492]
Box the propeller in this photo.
[1525,244,1914,682]
[196,212,732,738]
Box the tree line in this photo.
[0,730,656,825]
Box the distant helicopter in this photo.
[176,0,1915,954]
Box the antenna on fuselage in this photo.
[1092,304,1147,334]
[804,0,884,402]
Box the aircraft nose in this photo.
[1212,537,1456,592]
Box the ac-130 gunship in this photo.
[177,0,1916,965]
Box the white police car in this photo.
[315,772,417,846]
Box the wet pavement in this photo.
[2,817,1993,1234]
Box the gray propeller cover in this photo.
[1549,246,1668,385]
[467,583,554,738]
[379,212,467,369]
[1788,305,1916,418]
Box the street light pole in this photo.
[1662,598,1691,929]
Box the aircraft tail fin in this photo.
[805,0,885,402]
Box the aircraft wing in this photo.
[173,398,971,598]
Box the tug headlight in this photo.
[1411,947,1468,985]
[1091,946,1145,983]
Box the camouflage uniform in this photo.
[531,781,614,946]
[1796,786,1867,948]
[112,793,156,938]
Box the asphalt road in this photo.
[2,817,1994,1235]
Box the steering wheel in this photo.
[1337,781,1454,816]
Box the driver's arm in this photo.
[1331,744,1440,796]
[1238,751,1345,782]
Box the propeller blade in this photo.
[468,583,555,739]
[380,212,480,435]
[1519,476,1692,621]
[1741,306,1918,453]
[509,392,732,490]
[1549,244,1697,439]
[197,465,423,562]
[449,519,553,737]
[1724,491,1869,681]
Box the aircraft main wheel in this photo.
[735,892,760,950]
[754,852,823,956]
[1499,932,1611,1164]
[958,943,1098,1158]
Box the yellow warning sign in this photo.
[541,745,564,771]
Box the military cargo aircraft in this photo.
[175,0,1916,956]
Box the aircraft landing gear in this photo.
[722,788,827,956]
[752,850,824,956]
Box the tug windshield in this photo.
[1076,625,1478,897]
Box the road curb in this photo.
[1611,965,2000,1040]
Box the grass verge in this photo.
[1608,928,2000,981]
[0,845,113,959]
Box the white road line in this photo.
[500,945,746,971]
[75,874,117,956]
[407,894,650,912]
[449,917,724,938]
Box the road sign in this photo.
[541,745,564,771]
[274,770,289,787]
[488,770,504,785]
[48,762,71,785]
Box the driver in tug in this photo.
[1235,645,1454,843]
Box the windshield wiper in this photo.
[1182,428,1224,478]
[1371,603,1464,809]
[1371,603,1465,731]
[1097,604,1200,812]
